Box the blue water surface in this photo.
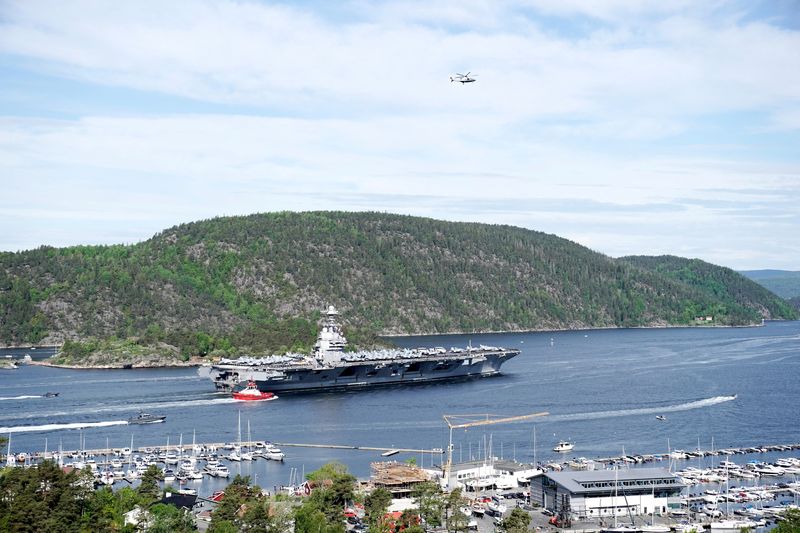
[1,321,798,494]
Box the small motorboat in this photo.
[44,392,59,398]
[553,440,575,452]
[128,412,166,424]
[232,381,278,402]
[656,415,666,421]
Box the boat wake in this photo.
[0,395,45,401]
[0,397,244,422]
[546,395,737,423]
[0,420,129,434]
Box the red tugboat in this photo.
[232,381,277,402]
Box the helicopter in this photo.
[450,72,477,84]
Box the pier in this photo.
[8,440,444,463]
[273,442,444,455]
[590,442,800,466]
[6,440,800,465]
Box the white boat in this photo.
[755,464,784,476]
[184,469,204,480]
[675,524,706,533]
[264,445,285,461]
[600,526,641,533]
[99,470,115,485]
[709,519,758,532]
[487,501,507,514]
[493,475,516,490]
[553,440,574,452]
[465,476,498,490]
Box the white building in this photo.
[530,468,683,520]
[449,460,541,490]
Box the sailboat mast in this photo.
[238,411,242,447]
[614,466,619,528]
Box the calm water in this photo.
[1,322,799,494]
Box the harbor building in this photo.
[450,460,541,490]
[529,468,683,520]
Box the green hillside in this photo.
[1,212,795,363]
[740,269,800,299]
[619,256,797,323]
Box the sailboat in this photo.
[5,435,15,467]
[601,467,642,533]
[241,420,254,461]
[125,435,139,480]
[228,412,242,461]
[639,486,670,533]
[709,457,757,533]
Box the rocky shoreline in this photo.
[27,358,204,370]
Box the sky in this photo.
[1,0,799,270]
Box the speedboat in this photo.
[232,381,278,402]
[128,412,166,424]
[553,440,575,452]
[44,392,59,398]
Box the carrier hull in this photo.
[202,349,518,393]
[199,305,520,394]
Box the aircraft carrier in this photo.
[199,306,520,393]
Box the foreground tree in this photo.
[364,487,392,532]
[147,502,197,532]
[501,507,532,533]
[294,462,357,533]
[0,461,96,532]
[444,488,469,533]
[137,464,164,504]
[412,481,444,528]
[773,508,800,533]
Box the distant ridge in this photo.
[740,269,800,299]
[1,211,795,362]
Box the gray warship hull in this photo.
[200,305,520,394]
[201,349,519,393]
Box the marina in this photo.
[3,434,799,531]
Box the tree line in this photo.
[0,459,538,533]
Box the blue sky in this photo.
[1,0,799,270]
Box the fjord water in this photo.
[1,322,798,490]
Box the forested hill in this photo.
[1,212,795,360]
[619,255,797,322]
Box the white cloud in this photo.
[1,0,798,121]
[0,0,799,268]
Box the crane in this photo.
[442,411,548,489]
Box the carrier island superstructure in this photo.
[200,306,520,393]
